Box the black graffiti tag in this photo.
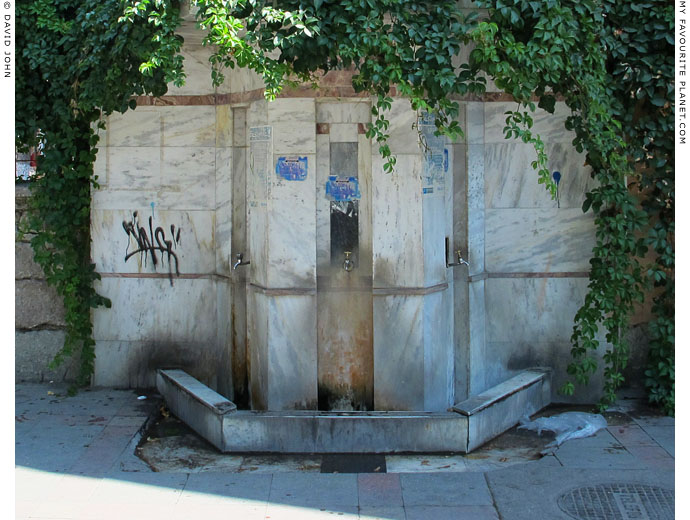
[122,211,181,285]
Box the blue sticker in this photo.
[443,148,449,173]
[276,156,308,181]
[422,187,434,194]
[553,171,561,184]
[326,176,361,201]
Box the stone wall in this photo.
[15,185,76,383]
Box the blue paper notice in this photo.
[276,156,308,181]
[326,176,361,201]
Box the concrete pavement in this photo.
[15,383,675,519]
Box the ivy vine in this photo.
[17,0,673,413]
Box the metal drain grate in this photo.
[557,483,674,520]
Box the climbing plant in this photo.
[16,0,185,390]
[17,0,673,411]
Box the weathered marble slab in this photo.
[215,147,233,275]
[465,102,484,145]
[106,147,160,190]
[329,123,358,143]
[316,101,371,124]
[160,146,216,206]
[485,277,604,344]
[315,134,331,269]
[233,107,247,148]
[484,102,573,145]
[372,154,424,288]
[485,208,595,272]
[484,141,594,209]
[422,191,447,287]
[373,294,424,410]
[92,277,218,343]
[266,153,317,288]
[247,287,269,409]
[92,209,215,275]
[161,106,216,147]
[215,105,233,148]
[423,289,454,411]
[265,294,318,410]
[107,108,161,147]
[272,122,316,154]
[468,279,487,396]
[165,44,215,96]
[386,99,421,154]
[267,98,315,123]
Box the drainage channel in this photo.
[135,403,553,474]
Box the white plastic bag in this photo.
[518,411,607,448]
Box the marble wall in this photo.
[473,101,605,400]
[87,16,608,406]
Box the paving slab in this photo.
[269,473,359,508]
[358,505,406,519]
[405,505,500,520]
[639,424,675,456]
[180,473,272,504]
[486,465,674,520]
[400,473,494,507]
[357,474,403,507]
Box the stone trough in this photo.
[156,367,551,453]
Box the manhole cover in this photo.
[558,483,674,520]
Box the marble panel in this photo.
[465,102,484,145]
[94,337,227,391]
[468,279,486,396]
[160,146,216,209]
[161,106,216,147]
[230,280,248,405]
[247,100,268,128]
[248,203,268,288]
[485,277,605,344]
[272,122,316,154]
[316,101,371,124]
[422,192,447,287]
[453,278,470,403]
[92,189,158,210]
[372,154,424,288]
[484,102,574,145]
[92,209,215,275]
[267,154,317,288]
[467,144,485,210]
[386,99,422,154]
[230,67,267,94]
[267,98,316,123]
[215,280,233,398]
[215,105,233,148]
[107,108,161,147]
[329,123,358,143]
[231,147,248,272]
[423,290,454,411]
[316,134,331,269]
[216,147,233,275]
[233,107,248,148]
[92,278,217,343]
[266,295,318,410]
[483,340,606,404]
[247,287,269,410]
[106,147,160,190]
[357,134,374,278]
[485,208,595,272]
[166,44,215,96]
[485,142,594,209]
[467,208,485,276]
[373,295,425,410]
